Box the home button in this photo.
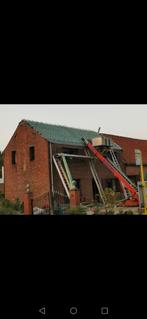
[70,306,78,315]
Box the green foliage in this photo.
[0,195,23,215]
[104,188,117,206]
[66,206,87,215]
[0,192,4,199]
[119,210,134,215]
[103,187,117,214]
[14,197,23,212]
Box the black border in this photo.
[1,214,147,318]
[1,65,146,103]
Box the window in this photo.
[105,179,113,189]
[12,151,16,164]
[74,179,82,201]
[104,178,121,192]
[92,178,98,201]
[75,179,80,190]
[129,175,138,185]
[29,146,35,161]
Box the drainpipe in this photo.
[49,142,54,214]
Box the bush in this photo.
[14,198,23,212]
[103,188,118,214]
[0,192,4,199]
[0,196,23,215]
[65,206,87,215]
[121,210,134,215]
[0,206,21,215]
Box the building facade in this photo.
[3,120,147,211]
[104,133,147,185]
[3,120,118,209]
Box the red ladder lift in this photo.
[82,138,139,207]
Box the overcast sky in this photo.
[0,104,147,151]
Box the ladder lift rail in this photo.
[85,149,106,205]
[58,159,71,189]
[53,155,70,198]
[82,138,138,199]
[89,160,106,205]
[109,150,129,198]
[61,155,73,187]
[110,149,120,167]
[107,157,137,190]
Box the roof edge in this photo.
[103,133,147,142]
[21,119,97,134]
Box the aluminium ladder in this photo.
[53,156,70,198]
[85,149,107,205]
[109,149,130,199]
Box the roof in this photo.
[21,120,121,149]
[103,133,147,164]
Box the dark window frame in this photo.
[12,150,16,165]
[0,168,2,178]
[29,146,35,161]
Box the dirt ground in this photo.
[86,206,144,215]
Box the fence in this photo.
[53,190,69,214]
[32,190,69,215]
[33,192,51,214]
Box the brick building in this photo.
[104,133,147,185]
[3,120,147,211]
[0,184,4,194]
[3,120,120,209]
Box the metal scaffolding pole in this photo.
[55,153,95,160]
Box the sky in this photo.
[0,104,147,151]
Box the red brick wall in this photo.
[126,165,147,177]
[0,183,4,194]
[4,122,50,204]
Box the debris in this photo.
[33,207,48,215]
